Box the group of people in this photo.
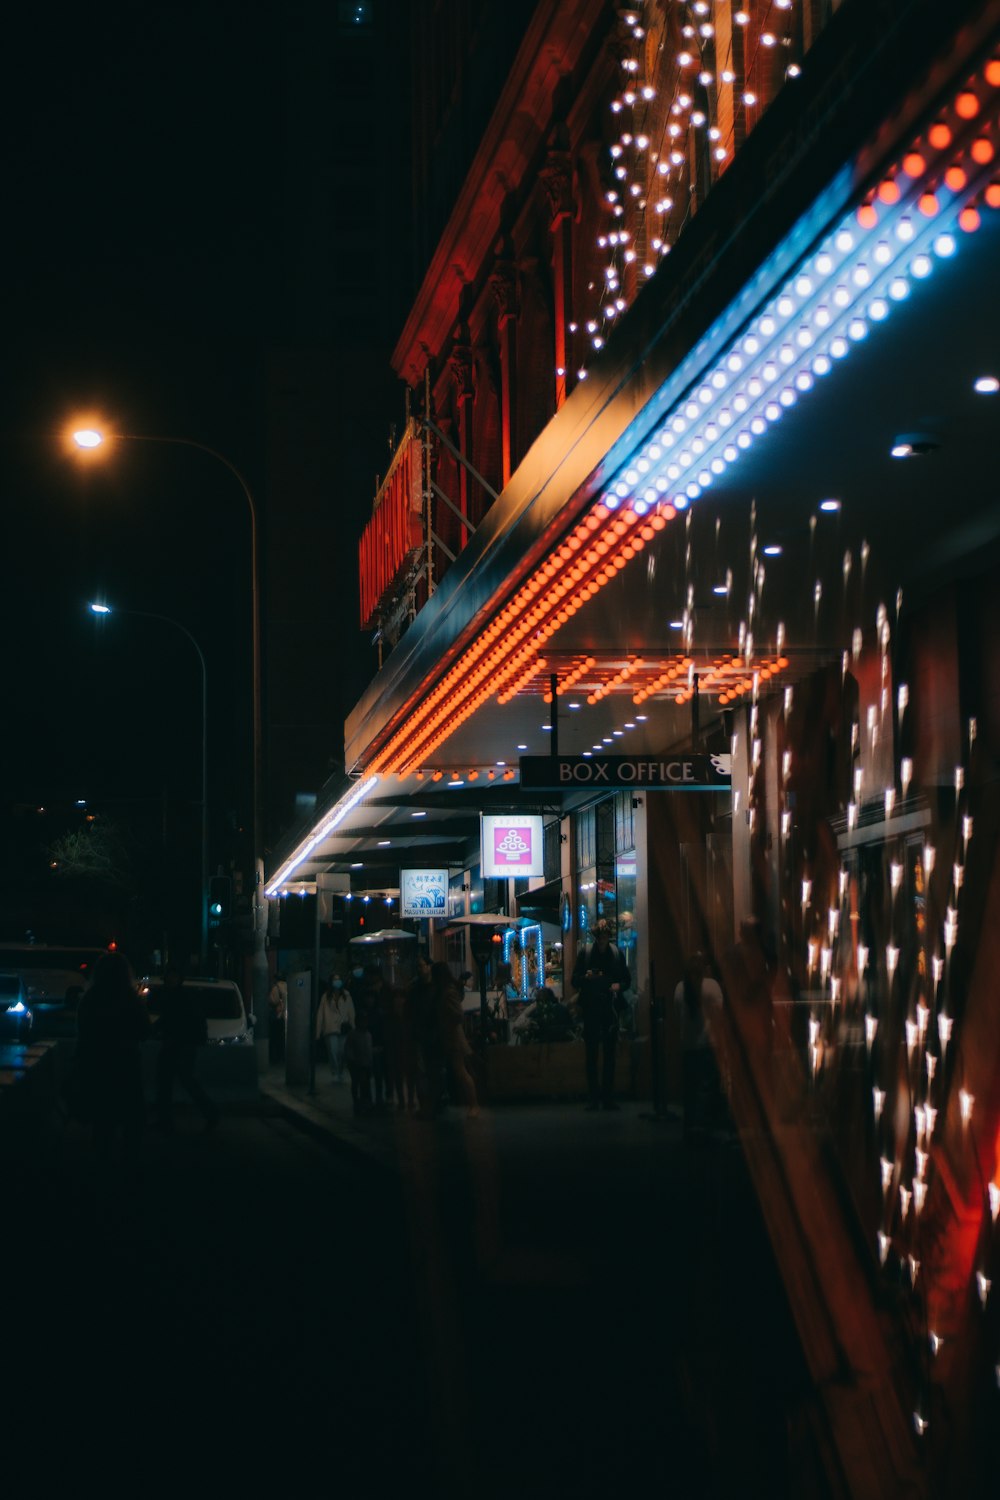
[68,950,220,1163]
[313,956,480,1119]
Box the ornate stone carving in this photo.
[448,333,474,406]
[540,148,574,225]
[489,260,519,326]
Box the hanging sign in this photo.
[400,868,449,917]
[481,814,545,878]
[518,753,731,790]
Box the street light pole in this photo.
[89,602,209,965]
[74,426,267,1023]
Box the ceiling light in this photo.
[819,498,841,512]
[517,744,528,750]
[713,583,729,594]
[763,544,783,556]
[669,619,684,629]
[974,375,999,394]
[890,433,940,458]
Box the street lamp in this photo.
[89,601,209,964]
[72,425,266,1018]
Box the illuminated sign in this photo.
[481,814,545,878]
[518,754,731,790]
[400,868,449,918]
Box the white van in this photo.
[139,977,254,1044]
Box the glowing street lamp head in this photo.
[73,428,104,449]
[88,602,111,615]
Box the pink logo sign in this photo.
[492,823,533,867]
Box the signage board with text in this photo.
[518,753,731,791]
[480,814,545,878]
[400,868,449,918]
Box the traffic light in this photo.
[208,874,232,929]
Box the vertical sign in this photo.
[481,814,545,878]
[400,868,449,918]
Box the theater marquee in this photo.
[518,754,731,791]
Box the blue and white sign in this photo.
[400,868,449,918]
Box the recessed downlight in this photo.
[891,432,939,458]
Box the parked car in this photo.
[0,972,34,1039]
[139,978,254,1045]
[0,944,106,1009]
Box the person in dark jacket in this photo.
[571,919,630,1110]
[430,961,480,1117]
[409,952,441,1117]
[153,967,219,1133]
[74,950,149,1161]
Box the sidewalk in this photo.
[258,1055,691,1178]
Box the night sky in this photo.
[1,3,407,945]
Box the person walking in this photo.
[343,1008,373,1115]
[315,974,355,1083]
[674,952,724,1139]
[386,984,417,1111]
[362,973,389,1112]
[409,952,440,1117]
[73,950,149,1163]
[430,961,480,1117]
[152,967,220,1134]
[267,971,287,1065]
[571,919,630,1110]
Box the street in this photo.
[5,1087,804,1499]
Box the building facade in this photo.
[267,1,1000,1487]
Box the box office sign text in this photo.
[481,814,545,878]
[518,754,731,790]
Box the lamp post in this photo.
[73,426,267,1019]
[89,601,209,964]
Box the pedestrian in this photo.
[430,961,480,1117]
[386,984,417,1111]
[343,1007,373,1115]
[571,919,630,1110]
[315,973,355,1082]
[73,949,149,1163]
[363,972,390,1112]
[268,970,287,1065]
[674,952,724,1139]
[409,952,440,1117]
[153,966,220,1134]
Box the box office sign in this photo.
[400,868,449,918]
[481,814,545,878]
[518,754,732,791]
